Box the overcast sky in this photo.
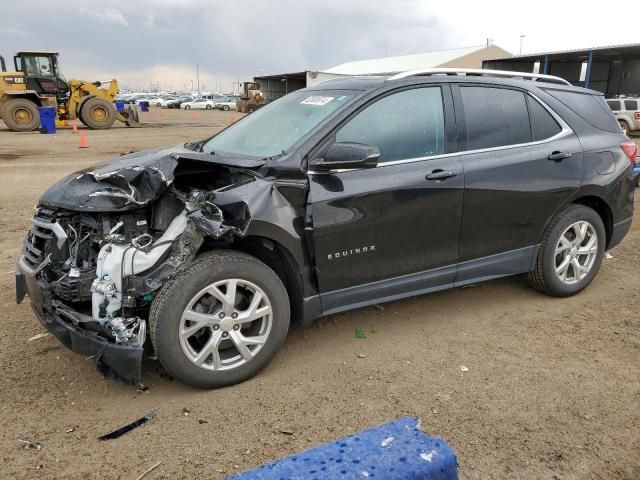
[2,0,637,92]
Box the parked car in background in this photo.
[182,98,216,110]
[152,96,178,107]
[214,97,237,111]
[606,97,640,136]
[167,96,194,109]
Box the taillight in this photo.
[621,141,637,164]
[635,112,640,120]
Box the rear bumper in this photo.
[16,259,143,386]
[608,217,633,251]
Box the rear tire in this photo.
[206,105,212,110]
[185,105,191,110]
[80,98,116,129]
[619,120,630,136]
[223,105,230,111]
[149,251,290,389]
[528,205,606,297]
[2,98,40,132]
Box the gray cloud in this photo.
[1,0,637,91]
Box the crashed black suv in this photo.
[16,69,637,388]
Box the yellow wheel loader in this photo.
[0,51,139,132]
[236,82,264,113]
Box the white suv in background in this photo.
[606,97,640,136]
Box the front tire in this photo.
[149,251,290,388]
[223,105,230,111]
[528,205,606,297]
[80,97,116,129]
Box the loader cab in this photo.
[14,51,69,98]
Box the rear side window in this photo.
[460,86,531,150]
[336,87,445,162]
[527,96,562,141]
[547,90,620,133]
[624,100,638,110]
[607,100,621,111]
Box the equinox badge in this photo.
[327,245,376,260]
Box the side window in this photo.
[336,87,445,163]
[24,56,53,76]
[460,86,531,150]
[527,95,562,141]
[624,100,638,111]
[607,100,621,111]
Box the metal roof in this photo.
[487,42,640,62]
[325,45,496,75]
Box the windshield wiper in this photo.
[263,150,287,161]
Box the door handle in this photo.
[426,169,458,181]
[548,151,572,161]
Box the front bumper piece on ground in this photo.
[16,259,144,386]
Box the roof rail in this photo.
[387,68,572,86]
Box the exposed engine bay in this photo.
[15,146,280,385]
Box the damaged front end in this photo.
[16,146,260,385]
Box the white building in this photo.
[254,44,512,101]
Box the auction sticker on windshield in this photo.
[300,96,334,106]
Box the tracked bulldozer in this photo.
[0,51,139,132]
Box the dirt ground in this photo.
[0,108,638,480]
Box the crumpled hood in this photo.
[38,143,267,212]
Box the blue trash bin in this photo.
[115,101,125,112]
[38,107,57,134]
[139,101,149,112]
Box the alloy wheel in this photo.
[554,220,598,284]
[179,279,273,371]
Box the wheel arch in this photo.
[0,92,41,114]
[571,195,613,248]
[536,192,615,250]
[75,94,96,116]
[200,235,307,325]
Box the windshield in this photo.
[203,90,355,158]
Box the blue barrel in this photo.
[38,107,57,134]
[227,417,458,480]
[115,101,125,112]
[139,101,149,112]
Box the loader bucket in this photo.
[116,106,141,127]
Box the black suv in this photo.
[16,69,637,388]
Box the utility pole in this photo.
[196,63,200,94]
[519,34,526,55]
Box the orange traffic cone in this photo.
[79,132,89,148]
[63,119,68,127]
[230,115,236,123]
[191,113,197,120]
[72,121,78,134]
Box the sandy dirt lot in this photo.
[0,108,638,480]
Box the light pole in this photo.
[190,79,194,92]
[196,63,200,94]
[519,34,526,55]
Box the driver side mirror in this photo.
[310,142,380,171]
